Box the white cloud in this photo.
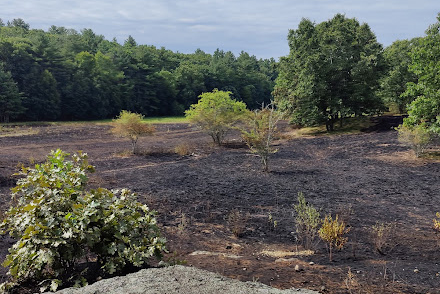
[1,0,438,59]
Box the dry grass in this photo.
[370,150,440,166]
[174,142,195,156]
[0,126,40,137]
[260,249,314,258]
[279,116,374,140]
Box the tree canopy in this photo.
[378,39,419,114]
[274,14,385,131]
[402,13,440,134]
[185,89,248,145]
[0,19,277,122]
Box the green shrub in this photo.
[370,221,396,255]
[319,214,350,261]
[185,89,247,145]
[112,110,155,154]
[240,103,283,172]
[397,124,431,157]
[293,192,321,250]
[0,149,166,292]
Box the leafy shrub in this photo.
[319,214,350,261]
[174,143,194,156]
[185,89,247,145]
[293,192,321,250]
[0,149,166,292]
[240,103,283,172]
[433,212,440,232]
[397,124,431,157]
[370,221,396,255]
[112,110,155,153]
[227,209,249,237]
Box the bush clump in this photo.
[112,110,155,154]
[240,103,283,172]
[319,214,350,261]
[0,149,166,292]
[397,123,431,157]
[293,192,321,250]
[185,89,247,145]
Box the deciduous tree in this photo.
[240,103,282,172]
[274,14,385,131]
[402,13,440,134]
[185,89,247,145]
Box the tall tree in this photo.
[274,14,385,131]
[402,13,440,133]
[379,39,419,113]
[0,64,24,122]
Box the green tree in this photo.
[274,14,385,131]
[185,89,247,145]
[379,39,419,113]
[240,103,283,172]
[402,13,440,134]
[7,18,30,31]
[0,64,24,122]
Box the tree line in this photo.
[1,13,439,130]
[0,18,277,122]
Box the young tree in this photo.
[112,110,155,153]
[319,214,350,261]
[185,89,247,145]
[240,103,282,172]
[274,14,385,131]
[293,192,321,250]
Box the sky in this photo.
[2,0,439,60]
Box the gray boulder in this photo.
[50,265,320,294]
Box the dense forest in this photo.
[1,14,439,127]
[0,18,277,122]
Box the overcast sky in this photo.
[2,0,438,60]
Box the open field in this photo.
[1,120,440,293]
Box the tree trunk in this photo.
[262,155,268,172]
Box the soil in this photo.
[1,119,440,294]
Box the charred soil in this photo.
[0,120,439,294]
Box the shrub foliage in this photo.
[0,149,166,292]
[240,103,283,172]
[293,192,321,250]
[319,214,350,261]
[112,110,155,153]
[185,89,247,145]
[397,124,431,157]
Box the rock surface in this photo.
[51,265,320,294]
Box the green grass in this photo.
[282,116,375,138]
[0,116,188,127]
[142,116,188,124]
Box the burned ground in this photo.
[0,121,439,293]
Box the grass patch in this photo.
[143,116,188,124]
[419,150,440,160]
[281,116,374,139]
[0,125,40,137]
